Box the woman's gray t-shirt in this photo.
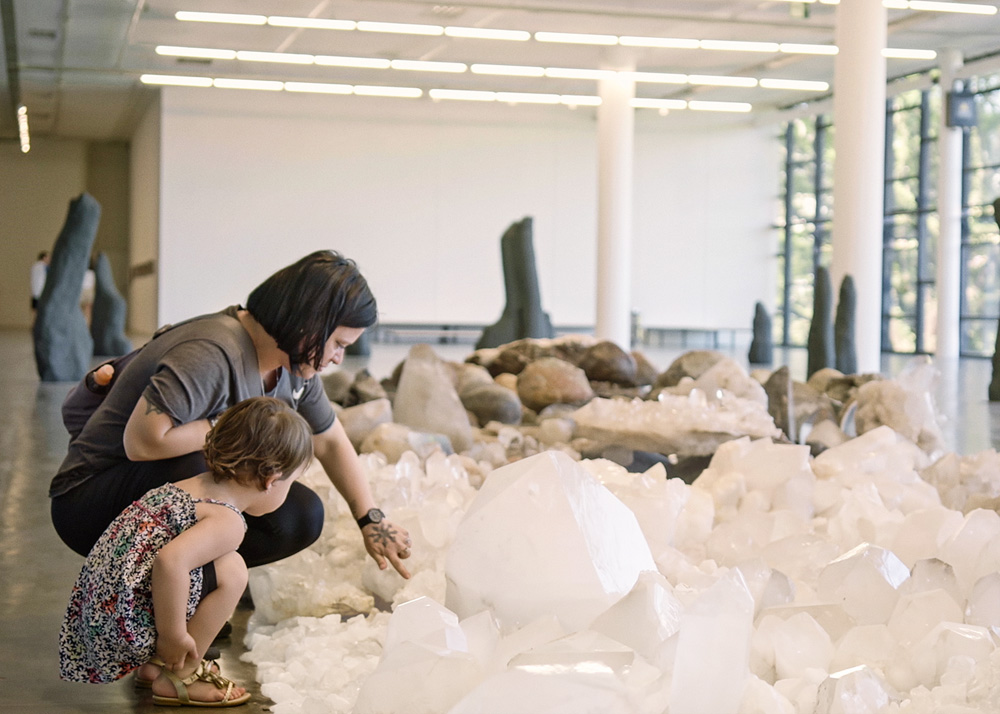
[50,306,335,498]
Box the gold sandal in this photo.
[135,656,220,690]
[151,659,250,708]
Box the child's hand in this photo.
[156,632,199,671]
[361,519,413,579]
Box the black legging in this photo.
[51,451,324,568]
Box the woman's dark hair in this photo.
[204,397,313,490]
[246,250,378,370]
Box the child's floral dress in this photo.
[59,482,242,683]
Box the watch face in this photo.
[368,508,384,523]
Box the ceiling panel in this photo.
[2,0,1000,142]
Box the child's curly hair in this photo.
[203,397,313,490]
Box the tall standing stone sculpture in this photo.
[835,274,858,375]
[476,217,554,349]
[747,301,773,365]
[989,198,1000,400]
[33,193,101,382]
[807,265,835,379]
[90,252,132,357]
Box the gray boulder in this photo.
[460,383,523,426]
[653,350,725,389]
[578,340,637,385]
[516,357,594,412]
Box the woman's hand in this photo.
[361,520,413,579]
[155,631,199,672]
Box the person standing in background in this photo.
[30,251,50,316]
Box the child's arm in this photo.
[151,509,245,670]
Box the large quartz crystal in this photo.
[445,450,656,632]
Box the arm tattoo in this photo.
[144,400,164,416]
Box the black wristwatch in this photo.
[356,508,385,529]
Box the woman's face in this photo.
[293,325,365,378]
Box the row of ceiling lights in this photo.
[173,10,941,59]
[141,6,982,114]
[139,72,751,113]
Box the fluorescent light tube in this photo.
[780,43,839,55]
[353,85,423,98]
[156,46,237,60]
[471,64,545,77]
[444,26,530,41]
[429,88,497,101]
[356,21,443,35]
[619,36,699,49]
[284,81,353,94]
[544,67,617,80]
[212,78,284,91]
[235,51,315,65]
[315,56,392,69]
[495,91,562,104]
[175,11,265,25]
[907,0,996,11]
[267,17,356,30]
[688,74,758,88]
[883,48,938,59]
[390,59,467,73]
[759,78,830,91]
[688,100,752,112]
[534,31,617,45]
[699,39,780,52]
[631,98,687,110]
[140,74,214,87]
[560,95,602,106]
[627,71,688,84]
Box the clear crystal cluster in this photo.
[243,372,1000,714]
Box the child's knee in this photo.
[214,551,248,593]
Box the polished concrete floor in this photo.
[3,327,1000,712]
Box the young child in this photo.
[59,396,314,707]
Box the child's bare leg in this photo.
[150,552,249,703]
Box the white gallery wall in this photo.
[153,86,776,333]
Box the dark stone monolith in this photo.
[90,252,132,357]
[476,217,554,349]
[834,274,858,375]
[33,193,101,381]
[747,301,773,365]
[807,265,835,379]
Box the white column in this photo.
[830,0,887,374]
[595,72,635,348]
[936,48,964,363]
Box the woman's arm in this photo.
[123,396,212,462]
[313,419,411,579]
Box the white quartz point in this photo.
[354,598,480,714]
[446,666,637,714]
[383,596,468,654]
[966,572,1000,629]
[508,630,635,672]
[908,622,995,689]
[886,589,964,646]
[589,570,682,666]
[817,543,910,625]
[670,569,755,714]
[445,450,656,633]
[814,665,897,714]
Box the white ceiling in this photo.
[3,0,1000,143]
